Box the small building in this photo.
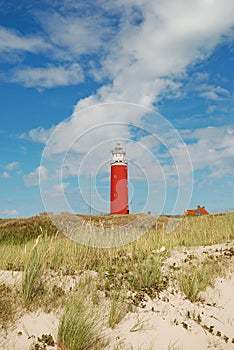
[185,205,209,215]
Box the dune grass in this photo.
[168,214,234,248]
[1,214,233,273]
[22,244,44,304]
[178,254,231,302]
[0,283,16,328]
[0,214,233,301]
[178,259,215,302]
[0,215,58,245]
[0,213,233,335]
[57,287,103,350]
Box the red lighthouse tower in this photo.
[110,141,129,214]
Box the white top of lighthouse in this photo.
[111,141,127,165]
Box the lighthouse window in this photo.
[114,193,117,197]
[114,175,117,178]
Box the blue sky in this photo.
[0,0,234,218]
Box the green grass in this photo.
[0,283,23,328]
[0,215,58,245]
[0,284,14,327]
[0,214,233,272]
[108,294,128,329]
[0,214,233,304]
[57,288,103,350]
[127,254,168,295]
[22,246,44,304]
[0,212,233,340]
[178,256,228,302]
[170,214,234,247]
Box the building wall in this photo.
[110,164,128,214]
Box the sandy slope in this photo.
[0,243,233,350]
[106,273,234,349]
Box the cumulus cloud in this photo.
[0,25,50,57]
[1,209,19,216]
[85,0,234,105]
[42,182,70,198]
[10,63,84,89]
[0,171,9,178]
[2,0,234,94]
[0,162,19,178]
[26,0,234,136]
[197,84,230,101]
[5,161,19,171]
[40,182,74,213]
[52,182,69,192]
[20,126,54,143]
[38,10,112,58]
[0,161,19,179]
[181,126,234,178]
[24,165,48,187]
[11,1,234,207]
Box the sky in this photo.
[0,0,234,218]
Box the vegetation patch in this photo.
[22,246,45,305]
[178,254,231,302]
[33,334,55,349]
[0,215,58,245]
[0,213,233,349]
[0,283,22,327]
[57,288,103,350]
[108,296,128,329]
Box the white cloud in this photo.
[0,162,19,178]
[92,0,234,100]
[194,72,209,81]
[11,63,84,89]
[24,165,48,187]
[38,11,111,58]
[0,25,50,57]
[40,182,73,213]
[1,209,19,216]
[52,182,69,193]
[0,171,9,178]
[5,161,19,171]
[180,126,234,178]
[2,0,234,94]
[20,126,55,143]
[43,182,70,197]
[48,0,234,141]
[198,84,230,101]
[22,1,234,190]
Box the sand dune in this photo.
[0,242,233,350]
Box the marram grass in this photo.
[0,213,233,345]
[178,256,229,302]
[57,289,102,350]
[0,214,233,274]
[22,243,44,304]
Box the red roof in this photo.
[185,206,209,215]
[185,209,197,215]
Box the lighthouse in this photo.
[110,141,129,214]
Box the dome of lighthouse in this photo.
[111,141,127,164]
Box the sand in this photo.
[0,242,233,350]
[106,274,234,349]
